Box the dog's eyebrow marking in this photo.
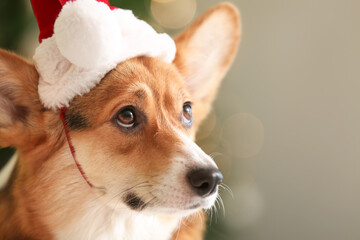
[65,111,89,130]
[128,82,151,101]
[135,89,146,99]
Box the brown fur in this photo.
[0,3,240,239]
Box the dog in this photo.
[0,2,240,240]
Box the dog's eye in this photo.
[116,107,136,128]
[182,102,193,127]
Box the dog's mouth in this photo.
[186,202,201,209]
[122,190,217,215]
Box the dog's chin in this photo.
[121,191,218,217]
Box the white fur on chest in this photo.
[55,203,179,240]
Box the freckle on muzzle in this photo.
[124,192,146,210]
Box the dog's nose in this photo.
[187,168,223,197]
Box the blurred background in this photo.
[1,0,360,239]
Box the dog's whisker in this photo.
[110,181,151,201]
[219,183,234,198]
[175,218,182,240]
[210,207,214,226]
[218,195,226,217]
[209,152,224,159]
[214,198,221,223]
[199,211,205,226]
[215,195,225,218]
[194,212,200,226]
[182,216,191,228]
[140,196,157,211]
[214,199,219,223]
[111,197,121,220]
[97,182,153,209]
[205,207,213,226]
[190,214,196,224]
[122,181,150,192]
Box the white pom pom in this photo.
[54,0,122,69]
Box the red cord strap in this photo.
[60,107,94,188]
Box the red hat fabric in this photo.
[31,0,115,43]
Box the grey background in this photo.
[197,0,360,239]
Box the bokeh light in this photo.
[196,110,217,141]
[221,113,264,159]
[150,0,197,29]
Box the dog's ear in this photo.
[174,3,241,127]
[0,49,43,148]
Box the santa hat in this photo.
[31,0,176,110]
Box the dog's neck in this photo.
[54,201,179,240]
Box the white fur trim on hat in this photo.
[33,0,176,110]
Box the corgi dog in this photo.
[0,3,240,240]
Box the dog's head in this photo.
[0,3,240,217]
